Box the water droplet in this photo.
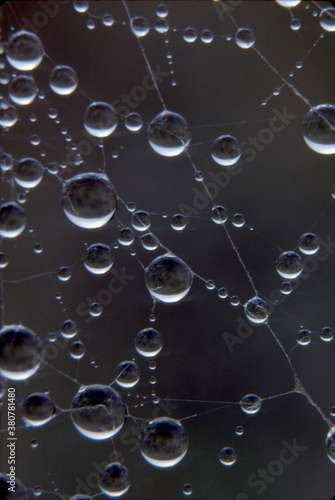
[99,463,130,497]
[183,483,193,496]
[33,486,42,497]
[83,102,118,138]
[326,427,335,464]
[131,16,150,37]
[219,447,237,466]
[230,296,240,307]
[275,0,301,7]
[290,17,301,30]
[194,170,204,182]
[48,108,58,119]
[60,319,78,339]
[114,360,140,388]
[131,210,151,232]
[89,302,103,317]
[156,3,168,18]
[49,65,78,95]
[149,361,156,370]
[330,407,335,417]
[0,152,13,171]
[276,251,303,279]
[0,325,43,380]
[235,425,244,436]
[6,30,44,71]
[183,27,197,43]
[139,417,188,467]
[148,110,191,157]
[280,281,293,295]
[244,297,270,324]
[145,254,193,303]
[21,392,55,427]
[211,135,241,166]
[30,438,39,449]
[84,243,113,274]
[135,328,163,357]
[201,29,214,44]
[218,288,228,299]
[232,213,245,228]
[125,111,143,132]
[303,104,335,155]
[206,280,215,290]
[211,205,228,225]
[0,100,18,128]
[0,252,9,269]
[155,19,169,34]
[58,266,71,282]
[296,329,312,346]
[70,384,126,440]
[13,157,43,188]
[171,213,188,231]
[298,232,319,255]
[9,75,38,105]
[118,227,135,246]
[150,376,157,385]
[141,232,159,251]
[320,8,335,32]
[320,327,334,342]
[48,332,57,343]
[70,341,85,360]
[73,0,89,13]
[235,27,255,49]
[240,394,262,414]
[0,202,26,238]
[30,134,41,146]
[62,173,117,229]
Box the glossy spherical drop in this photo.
[235,425,244,436]
[0,152,13,171]
[0,101,18,128]
[70,385,126,440]
[14,157,43,189]
[9,75,38,105]
[0,325,43,381]
[84,243,113,274]
[69,496,92,500]
[49,65,78,95]
[157,3,168,17]
[89,302,103,317]
[99,463,130,497]
[62,173,117,229]
[145,254,193,303]
[240,394,262,415]
[276,251,303,279]
[0,252,9,269]
[114,361,140,388]
[303,104,335,155]
[6,30,44,71]
[130,16,150,37]
[58,266,71,281]
[60,319,78,339]
[211,205,228,224]
[148,110,191,157]
[326,427,335,464]
[244,297,270,324]
[232,213,245,228]
[83,102,118,138]
[219,447,237,466]
[139,417,188,467]
[201,28,214,43]
[298,233,319,255]
[70,341,85,360]
[21,392,55,427]
[211,135,241,166]
[155,19,169,34]
[280,281,293,295]
[296,329,312,346]
[290,18,301,30]
[141,233,159,251]
[235,28,255,49]
[320,8,335,31]
[183,484,193,496]
[73,0,89,12]
[275,0,301,7]
[117,227,135,246]
[135,328,163,357]
[131,210,151,232]
[170,214,187,231]
[0,473,28,500]
[183,27,197,43]
[125,112,143,132]
[320,327,334,342]
[0,202,26,238]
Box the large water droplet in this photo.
[83,102,118,138]
[131,16,150,37]
[240,394,262,414]
[135,328,163,357]
[0,202,26,238]
[235,28,255,49]
[0,100,18,128]
[49,65,78,95]
[114,361,140,388]
[6,30,44,71]
[99,463,130,497]
[303,104,335,155]
[244,297,270,324]
[319,8,335,32]
[84,243,113,274]
[298,232,319,255]
[148,110,191,157]
[276,251,303,279]
[20,392,55,427]
[14,157,43,188]
[9,75,38,105]
[211,135,241,166]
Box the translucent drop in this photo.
[135,328,163,357]
[6,30,44,71]
[117,227,135,246]
[148,110,191,157]
[219,447,237,466]
[330,407,335,417]
[183,484,193,496]
[60,319,78,339]
[280,281,293,295]
[0,152,13,171]
[89,302,103,317]
[275,0,301,7]
[211,135,241,166]
[206,280,215,290]
[149,361,156,370]
[303,104,335,155]
[20,392,55,427]
[194,170,204,182]
[86,19,95,30]
[232,213,245,228]
[131,16,150,37]
[0,474,28,499]
[201,29,214,43]
[296,329,312,346]
[83,102,118,138]
[0,70,10,85]
[240,394,262,414]
[125,112,143,132]
[0,100,18,128]
[99,463,130,497]
[326,427,335,464]
[13,157,43,189]
[62,173,117,229]
[58,266,71,282]
[30,134,41,146]
[0,325,43,381]
[320,327,334,342]
[70,341,85,360]
[183,27,197,43]
[320,8,335,32]
[30,439,39,449]
[276,251,303,279]
[218,288,228,299]
[84,243,113,274]
[170,214,187,231]
[141,233,159,251]
[230,296,240,307]
[298,232,319,255]
[156,3,168,17]
[73,0,89,13]
[49,65,78,95]
[235,425,244,436]
[150,376,157,385]
[0,202,26,238]
[48,108,58,119]
[114,361,140,388]
[139,417,188,467]
[33,486,42,497]
[296,61,302,69]
[9,75,38,105]
[235,27,255,49]
[48,332,57,342]
[70,384,126,440]
[244,297,270,324]
[155,19,169,34]
[290,18,301,30]
[69,497,92,500]
[0,252,9,269]
[211,205,228,224]
[145,254,193,303]
[131,210,151,232]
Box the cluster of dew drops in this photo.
[1,0,335,498]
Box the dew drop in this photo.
[131,210,151,232]
[148,110,191,157]
[303,104,335,155]
[141,232,159,251]
[276,251,303,279]
[183,484,193,496]
[183,27,197,43]
[0,202,26,238]
[60,319,78,339]
[73,0,89,13]
[70,341,85,360]
[6,30,44,71]
[118,227,135,246]
[232,213,245,228]
[114,360,140,388]
[84,243,113,274]
[244,297,270,324]
[131,16,150,37]
[298,232,319,255]
[320,8,335,32]
[320,327,334,342]
[49,65,78,95]
[211,135,241,166]
[296,329,312,346]
[83,102,118,138]
[125,112,143,132]
[211,205,228,224]
[171,214,188,231]
[58,266,71,282]
[219,447,237,466]
[99,463,130,497]
[235,27,255,49]
[240,394,262,414]
[21,392,55,427]
[135,328,163,357]
[89,302,103,317]
[9,75,38,105]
